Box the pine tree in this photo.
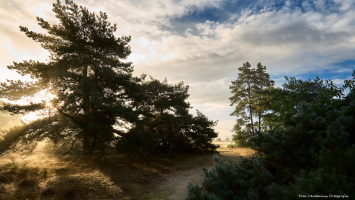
[0,0,138,155]
[253,63,274,131]
[230,62,256,133]
[229,62,274,146]
[117,77,218,155]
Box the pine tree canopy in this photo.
[229,62,274,146]
[0,0,139,155]
[117,77,218,155]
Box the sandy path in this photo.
[146,165,213,200]
[145,146,255,200]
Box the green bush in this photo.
[226,144,237,148]
[188,155,274,200]
[231,130,253,147]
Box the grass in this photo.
[0,162,43,200]
[0,141,255,199]
[0,142,215,200]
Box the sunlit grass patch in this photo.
[0,161,46,199]
[0,141,254,199]
[41,178,122,199]
[0,159,125,200]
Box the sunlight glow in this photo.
[45,102,53,108]
[22,107,55,124]
[4,89,58,124]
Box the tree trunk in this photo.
[249,83,254,134]
[258,113,261,131]
[83,131,93,156]
[82,65,90,114]
[82,65,94,155]
[250,108,254,134]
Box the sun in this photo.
[0,88,57,124]
[22,104,55,124]
[15,90,57,124]
[45,101,53,108]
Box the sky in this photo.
[1,0,355,138]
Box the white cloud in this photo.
[332,79,345,85]
[1,0,355,136]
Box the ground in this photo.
[145,141,255,200]
[0,141,254,200]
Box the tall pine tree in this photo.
[0,0,139,155]
[254,63,274,131]
[229,62,274,146]
[230,62,255,133]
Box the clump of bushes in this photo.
[226,143,237,148]
[116,78,218,156]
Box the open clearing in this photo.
[0,141,254,200]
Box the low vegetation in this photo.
[0,143,214,200]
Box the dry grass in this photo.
[216,146,256,163]
[0,141,255,200]
[0,141,182,199]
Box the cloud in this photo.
[332,78,346,85]
[1,0,355,136]
[123,0,355,135]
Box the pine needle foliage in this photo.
[229,62,274,147]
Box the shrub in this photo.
[232,130,253,147]
[226,144,237,148]
[187,155,274,200]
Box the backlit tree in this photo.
[0,0,139,155]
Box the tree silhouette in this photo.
[0,0,139,155]
[117,77,217,155]
[0,0,218,156]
